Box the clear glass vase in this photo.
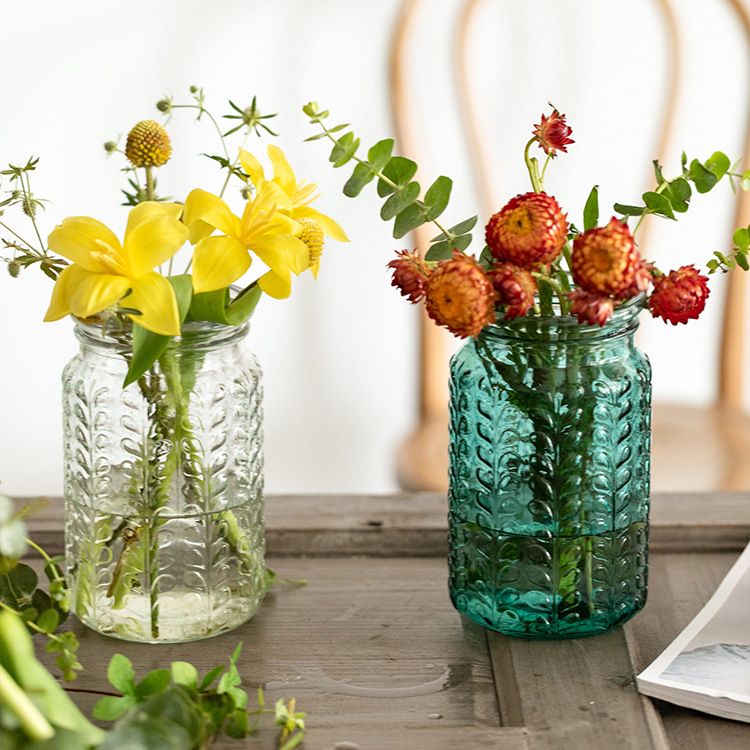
[448,299,651,638]
[62,319,265,643]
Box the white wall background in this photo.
[1,0,748,497]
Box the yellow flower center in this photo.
[297,218,325,268]
[507,206,535,236]
[91,239,128,276]
[125,120,172,168]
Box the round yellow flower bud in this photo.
[125,120,172,168]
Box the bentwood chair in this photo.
[389,0,750,493]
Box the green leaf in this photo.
[422,176,452,221]
[583,185,599,231]
[377,156,418,197]
[329,132,360,168]
[393,202,428,239]
[642,191,675,219]
[425,240,453,261]
[705,151,730,180]
[367,139,394,172]
[123,275,192,387]
[613,203,645,217]
[430,216,478,242]
[662,177,691,213]
[107,653,136,695]
[198,665,226,691]
[653,160,666,186]
[380,181,420,221]
[736,252,749,271]
[171,661,198,688]
[343,161,375,197]
[452,233,473,252]
[733,227,749,252]
[92,694,139,721]
[226,284,262,325]
[688,159,719,193]
[135,668,171,698]
[35,608,59,634]
[0,563,38,605]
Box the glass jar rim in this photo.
[479,294,645,343]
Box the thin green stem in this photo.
[315,120,450,239]
[524,138,544,193]
[22,172,47,251]
[0,221,42,255]
[145,166,155,202]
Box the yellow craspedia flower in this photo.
[125,120,172,168]
[296,218,325,277]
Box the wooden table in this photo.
[17,492,750,749]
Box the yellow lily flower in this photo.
[183,181,309,298]
[44,202,188,336]
[240,144,349,277]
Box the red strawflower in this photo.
[621,259,655,299]
[485,192,568,268]
[533,108,574,158]
[566,289,616,326]
[424,251,495,338]
[571,218,640,297]
[648,265,710,325]
[487,263,537,320]
[387,249,432,303]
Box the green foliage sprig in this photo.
[0,518,307,749]
[303,101,477,260]
[93,646,306,749]
[0,499,80,682]
[0,159,67,280]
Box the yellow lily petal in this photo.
[125,209,189,277]
[183,189,242,244]
[191,235,252,294]
[124,272,181,336]
[253,234,309,277]
[48,217,123,272]
[239,149,266,186]
[258,268,292,299]
[266,144,297,194]
[44,264,131,321]
[293,206,349,242]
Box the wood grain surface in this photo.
[13,492,750,749]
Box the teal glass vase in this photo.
[448,299,651,638]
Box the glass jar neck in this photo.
[72,318,250,353]
[479,296,644,345]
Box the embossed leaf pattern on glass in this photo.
[62,321,265,643]
[448,301,651,638]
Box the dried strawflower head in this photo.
[485,192,568,268]
[567,289,616,326]
[125,120,172,168]
[532,108,574,158]
[571,217,640,297]
[488,263,537,320]
[424,251,494,338]
[648,265,710,324]
[387,249,432,303]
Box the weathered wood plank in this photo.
[488,627,664,749]
[625,552,750,749]
[38,558,500,744]
[13,491,750,558]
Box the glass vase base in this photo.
[448,519,648,639]
[73,589,265,644]
[451,591,643,639]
